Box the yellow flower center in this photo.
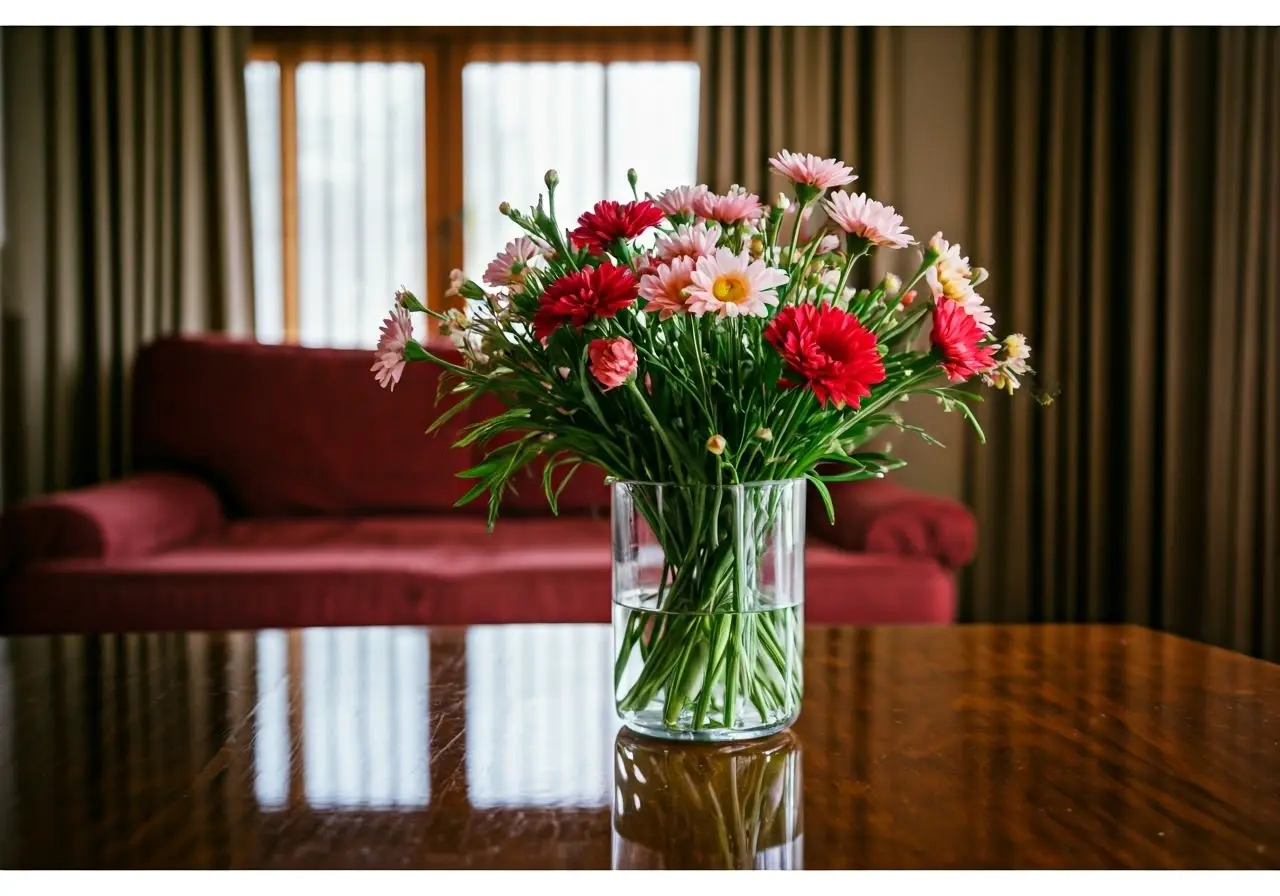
[712,274,750,303]
[941,276,970,302]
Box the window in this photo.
[245,29,698,347]
[462,61,699,278]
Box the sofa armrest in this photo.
[808,478,977,571]
[0,473,223,570]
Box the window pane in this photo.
[295,62,426,348]
[607,62,700,201]
[463,62,606,278]
[462,60,698,278]
[245,61,283,344]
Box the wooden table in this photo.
[0,624,1277,869]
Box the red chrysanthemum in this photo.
[569,200,665,255]
[931,299,998,382]
[764,303,886,409]
[533,262,639,341]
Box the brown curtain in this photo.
[965,26,1280,660]
[0,26,255,507]
[695,26,901,205]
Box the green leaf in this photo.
[453,407,533,449]
[807,473,836,524]
[576,347,610,429]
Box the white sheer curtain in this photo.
[461,60,699,280]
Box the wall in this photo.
[885,28,973,503]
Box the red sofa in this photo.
[0,336,976,634]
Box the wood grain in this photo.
[0,624,1276,869]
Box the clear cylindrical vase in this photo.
[612,479,805,741]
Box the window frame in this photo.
[248,26,694,335]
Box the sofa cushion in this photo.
[133,336,480,517]
[1,518,954,633]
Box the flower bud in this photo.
[544,169,559,190]
[627,168,638,190]
[498,201,512,216]
[755,427,773,442]
[900,289,918,308]
[706,434,727,456]
[444,270,466,299]
[817,233,840,255]
[969,266,989,287]
[881,273,902,297]
[749,236,765,259]
[776,192,791,211]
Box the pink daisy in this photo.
[769,150,856,190]
[688,248,788,318]
[652,185,710,217]
[693,185,765,226]
[655,222,722,264]
[371,305,413,391]
[823,192,912,249]
[639,257,696,319]
[483,236,540,287]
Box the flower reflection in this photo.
[612,728,803,870]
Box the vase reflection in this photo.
[611,727,803,870]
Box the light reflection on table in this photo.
[1,623,1278,869]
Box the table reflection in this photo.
[253,629,430,810]
[612,728,803,870]
[465,626,616,808]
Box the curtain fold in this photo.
[694,26,900,204]
[0,26,254,506]
[966,26,1280,660]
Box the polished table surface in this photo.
[0,623,1277,869]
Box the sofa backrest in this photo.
[133,336,609,518]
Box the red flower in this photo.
[533,262,639,341]
[587,337,638,391]
[569,200,665,255]
[764,303,886,409]
[931,300,998,382]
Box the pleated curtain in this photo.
[965,26,1280,660]
[697,26,1280,661]
[695,27,901,210]
[0,26,255,507]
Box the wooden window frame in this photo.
[248,26,694,335]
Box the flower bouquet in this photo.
[374,150,1033,741]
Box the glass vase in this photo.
[611,727,804,869]
[611,479,805,742]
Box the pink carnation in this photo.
[769,150,856,190]
[588,337,638,391]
